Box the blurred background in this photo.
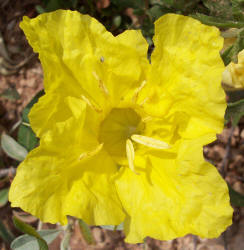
[0,0,244,249]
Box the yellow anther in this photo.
[92,71,109,96]
[81,95,102,113]
[126,139,136,173]
[131,134,170,150]
[79,143,103,160]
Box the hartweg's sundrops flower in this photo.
[9,10,233,243]
[222,29,244,89]
[222,49,244,88]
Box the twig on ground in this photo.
[61,218,73,250]
[193,235,198,250]
[145,0,149,10]
[37,220,43,231]
[143,238,149,250]
[0,167,16,178]
[220,126,234,178]
[0,53,35,75]
[219,126,235,250]
[0,30,13,63]
[222,231,228,250]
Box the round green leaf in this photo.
[11,229,61,250]
[1,134,27,161]
[0,188,9,207]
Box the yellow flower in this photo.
[9,10,232,243]
[222,49,244,88]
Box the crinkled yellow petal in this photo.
[9,145,124,225]
[10,93,124,225]
[29,94,102,148]
[20,10,149,110]
[29,94,85,138]
[114,138,233,243]
[138,14,226,143]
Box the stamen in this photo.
[126,139,137,173]
[92,71,100,81]
[132,80,146,102]
[139,97,149,106]
[92,71,109,96]
[79,143,104,160]
[142,116,153,122]
[81,95,102,113]
[131,134,170,150]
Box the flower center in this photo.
[98,108,143,161]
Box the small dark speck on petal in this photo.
[100,56,104,62]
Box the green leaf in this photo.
[11,229,61,250]
[222,44,235,66]
[168,0,201,13]
[71,0,78,8]
[13,217,48,250]
[191,13,244,28]
[1,134,27,161]
[0,221,14,243]
[60,223,72,250]
[21,90,44,124]
[111,0,144,9]
[78,219,94,245]
[231,0,244,21]
[18,125,38,152]
[0,88,20,100]
[35,5,46,14]
[113,15,122,28]
[203,0,232,18]
[226,89,244,103]
[162,0,174,5]
[225,98,244,126]
[17,90,44,151]
[147,5,166,21]
[150,0,173,7]
[222,29,244,65]
[0,188,9,207]
[45,0,62,12]
[229,184,244,206]
[133,8,144,16]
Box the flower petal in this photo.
[29,94,85,138]
[114,138,232,243]
[20,10,149,108]
[10,92,124,225]
[138,14,226,142]
[9,145,124,225]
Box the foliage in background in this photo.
[35,0,244,44]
